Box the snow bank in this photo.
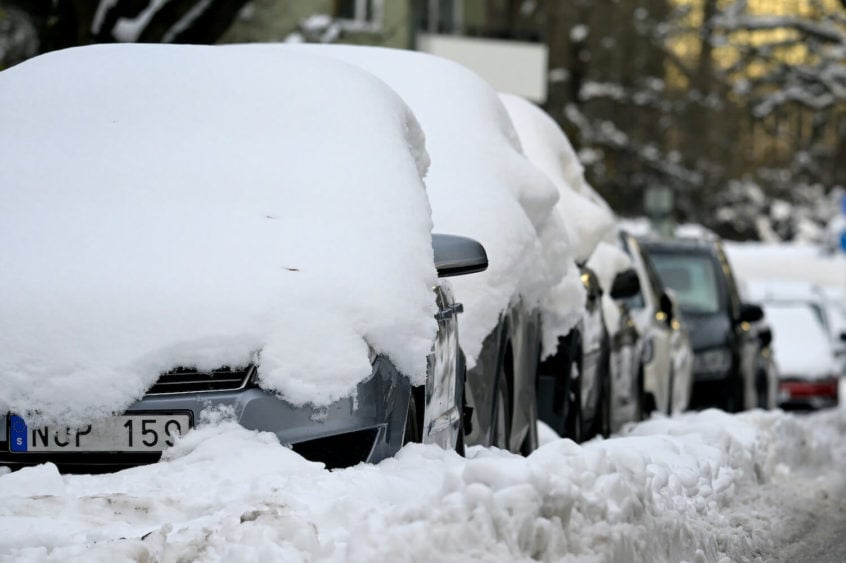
[0,44,438,425]
[2,409,844,562]
[261,45,570,367]
[764,304,837,379]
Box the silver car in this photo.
[621,233,693,415]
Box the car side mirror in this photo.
[759,327,773,347]
[432,234,488,278]
[740,303,764,324]
[610,268,641,300]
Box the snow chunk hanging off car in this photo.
[498,94,617,264]
[0,44,438,426]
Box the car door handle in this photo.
[435,303,464,321]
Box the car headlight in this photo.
[693,348,732,375]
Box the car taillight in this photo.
[779,378,839,398]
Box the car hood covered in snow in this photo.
[0,44,439,425]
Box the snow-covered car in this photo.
[621,233,693,415]
[261,45,573,455]
[0,45,489,472]
[748,280,845,372]
[820,287,846,373]
[764,303,839,409]
[499,93,641,439]
[640,237,764,412]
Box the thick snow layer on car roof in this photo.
[765,304,836,379]
[259,44,570,366]
[0,44,438,425]
[725,241,846,290]
[746,279,826,304]
[498,94,617,264]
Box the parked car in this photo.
[748,279,845,373]
[752,316,779,409]
[537,267,608,441]
[605,266,646,430]
[282,45,572,455]
[639,237,764,412]
[820,287,846,374]
[764,302,839,410]
[497,93,645,440]
[620,233,693,415]
[0,45,489,472]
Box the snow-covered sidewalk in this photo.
[2,404,845,562]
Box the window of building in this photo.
[334,0,383,31]
[420,0,463,34]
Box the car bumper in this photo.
[778,378,839,410]
[1,358,411,473]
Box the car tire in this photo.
[634,364,646,422]
[594,341,612,438]
[643,391,657,416]
[755,368,769,410]
[491,356,511,449]
[722,371,744,413]
[666,365,675,416]
[563,337,583,442]
[403,388,422,445]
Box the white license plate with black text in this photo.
[9,413,191,453]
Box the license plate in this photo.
[9,413,191,453]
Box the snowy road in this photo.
[2,404,846,562]
[773,490,846,563]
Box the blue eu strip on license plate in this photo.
[10,415,28,452]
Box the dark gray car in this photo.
[639,237,764,412]
[1,235,488,473]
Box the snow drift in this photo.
[1,408,843,561]
[0,44,439,425]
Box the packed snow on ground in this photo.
[260,44,573,368]
[0,44,439,426]
[1,407,844,562]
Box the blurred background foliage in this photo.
[1,0,845,243]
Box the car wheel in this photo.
[595,346,612,438]
[666,365,675,416]
[403,388,423,445]
[491,358,511,449]
[722,371,744,413]
[563,347,583,442]
[756,368,769,409]
[634,364,645,422]
[643,391,657,416]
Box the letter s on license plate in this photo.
[9,413,192,453]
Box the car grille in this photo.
[145,366,253,396]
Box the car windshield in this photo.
[649,252,722,315]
